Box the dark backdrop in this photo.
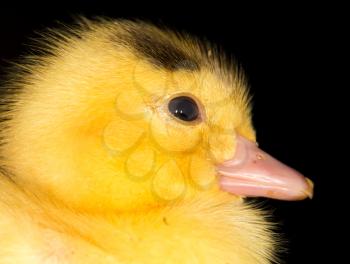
[0,2,339,263]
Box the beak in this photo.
[217,135,314,200]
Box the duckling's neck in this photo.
[1,177,274,264]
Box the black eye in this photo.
[168,96,200,122]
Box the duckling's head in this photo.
[0,19,313,211]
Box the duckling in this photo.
[0,18,313,264]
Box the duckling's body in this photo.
[0,19,311,263]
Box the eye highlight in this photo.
[168,96,200,122]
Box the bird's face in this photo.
[3,21,312,211]
[98,59,256,207]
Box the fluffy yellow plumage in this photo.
[0,18,311,263]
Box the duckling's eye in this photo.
[168,96,199,122]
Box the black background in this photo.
[0,2,340,263]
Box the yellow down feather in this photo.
[0,18,277,263]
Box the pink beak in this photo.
[217,136,314,200]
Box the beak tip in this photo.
[293,178,314,200]
[305,177,314,199]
